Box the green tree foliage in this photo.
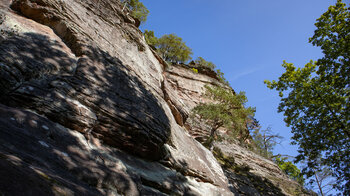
[264,1,349,193]
[275,157,305,186]
[143,31,193,64]
[194,57,229,85]
[192,85,255,145]
[195,57,216,70]
[215,69,229,85]
[156,33,193,63]
[122,0,149,24]
[144,30,158,47]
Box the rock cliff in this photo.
[0,0,309,195]
[163,64,310,195]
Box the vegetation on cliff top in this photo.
[121,0,149,24]
[144,30,193,63]
[144,30,158,47]
[157,34,193,63]
[265,0,349,193]
[144,30,229,84]
[194,57,216,70]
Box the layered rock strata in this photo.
[0,0,310,195]
[0,0,229,195]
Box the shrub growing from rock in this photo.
[194,57,216,70]
[122,0,149,24]
[192,85,255,147]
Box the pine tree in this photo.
[192,85,255,146]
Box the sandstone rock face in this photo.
[163,60,310,195]
[214,141,310,196]
[0,0,310,195]
[165,64,224,115]
[0,0,231,195]
[0,104,230,195]
[164,64,228,139]
[6,0,169,161]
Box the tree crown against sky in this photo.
[265,0,349,193]
[144,30,158,47]
[121,0,149,24]
[157,33,193,63]
[144,31,193,63]
[194,57,216,70]
[192,57,230,85]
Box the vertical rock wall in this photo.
[0,0,232,195]
[0,0,312,195]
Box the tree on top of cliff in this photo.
[122,0,149,24]
[193,57,229,85]
[144,30,158,47]
[155,33,193,63]
[265,0,349,193]
[192,85,255,147]
[195,57,216,70]
[215,69,229,85]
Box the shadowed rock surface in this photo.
[0,0,312,195]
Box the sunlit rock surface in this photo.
[0,0,311,195]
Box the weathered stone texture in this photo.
[0,0,231,195]
[0,0,311,195]
[3,0,170,161]
[214,141,309,196]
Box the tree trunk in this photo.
[314,170,325,196]
[210,127,216,138]
[206,121,223,150]
[205,127,216,151]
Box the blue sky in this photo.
[140,0,338,159]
